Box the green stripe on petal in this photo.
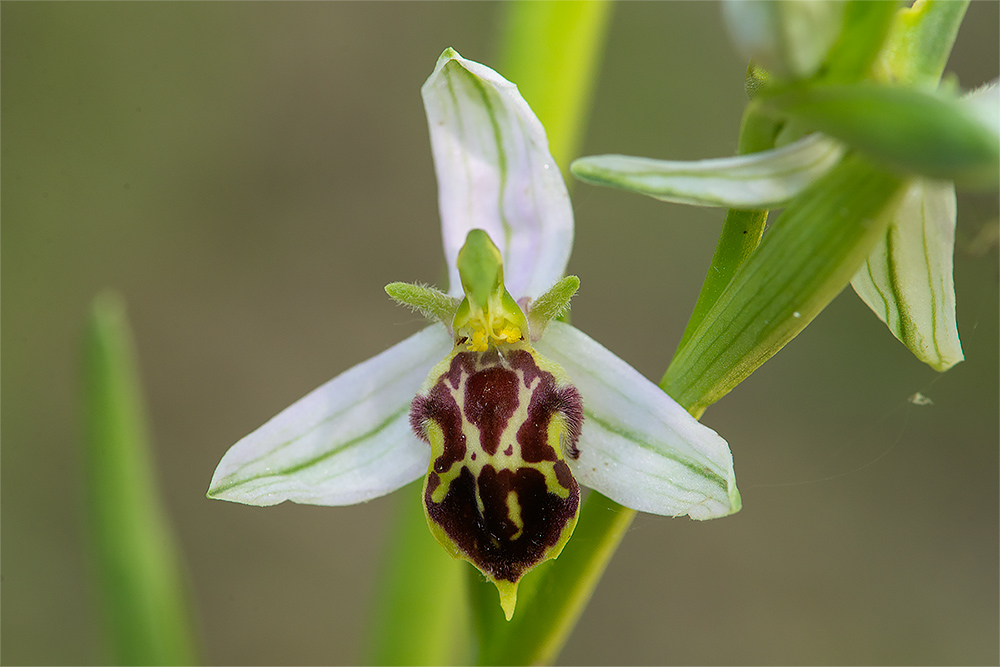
[851,179,963,371]
[535,321,740,519]
[570,133,845,208]
[208,325,452,506]
[422,48,574,301]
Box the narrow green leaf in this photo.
[762,82,999,188]
[82,291,199,666]
[674,103,780,355]
[498,0,613,171]
[662,154,907,415]
[366,481,469,666]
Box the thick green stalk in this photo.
[672,102,781,357]
[474,494,634,665]
[82,292,200,666]
[498,0,613,172]
[365,482,468,665]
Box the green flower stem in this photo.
[82,292,200,666]
[471,493,635,665]
[672,102,781,357]
[818,0,899,84]
[663,153,906,416]
[878,0,969,87]
[473,4,964,663]
[365,482,469,666]
[498,0,613,172]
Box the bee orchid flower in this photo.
[208,48,740,620]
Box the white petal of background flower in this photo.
[422,48,573,301]
[571,133,845,208]
[851,179,963,371]
[535,321,740,519]
[209,325,451,506]
[961,79,999,144]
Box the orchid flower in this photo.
[208,48,740,620]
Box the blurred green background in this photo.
[3,2,997,664]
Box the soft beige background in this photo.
[3,2,997,664]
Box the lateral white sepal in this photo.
[535,321,740,519]
[208,325,452,506]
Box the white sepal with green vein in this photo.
[208,325,450,506]
[851,179,963,371]
[570,132,844,208]
[536,321,739,519]
[422,48,573,302]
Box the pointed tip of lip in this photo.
[495,578,519,621]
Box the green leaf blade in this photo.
[83,291,200,666]
[663,154,907,414]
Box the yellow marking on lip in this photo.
[506,491,524,540]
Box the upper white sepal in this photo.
[422,48,574,301]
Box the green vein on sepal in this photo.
[208,405,408,499]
